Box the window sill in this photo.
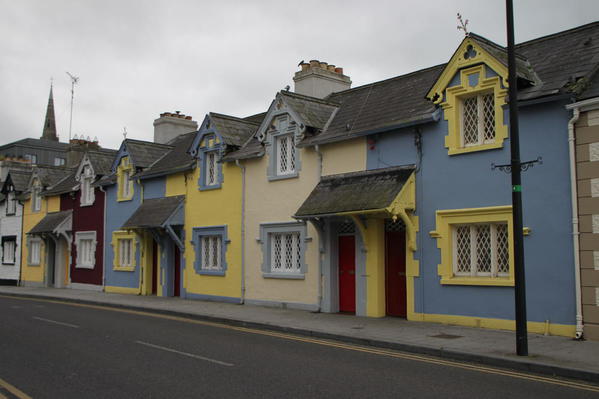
[113,265,135,272]
[447,141,503,156]
[76,264,95,269]
[80,202,94,207]
[262,272,305,280]
[2,262,15,266]
[6,212,15,216]
[440,277,514,286]
[198,184,222,192]
[267,173,299,182]
[28,263,41,267]
[197,270,226,276]
[117,197,133,202]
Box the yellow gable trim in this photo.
[427,36,509,102]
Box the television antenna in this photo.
[66,72,79,142]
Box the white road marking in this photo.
[33,316,79,329]
[135,340,234,367]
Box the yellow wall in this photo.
[183,162,243,300]
[166,173,187,197]
[20,194,60,284]
[321,138,366,176]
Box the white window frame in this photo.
[460,92,495,147]
[192,226,228,276]
[32,187,41,212]
[75,231,97,269]
[452,222,509,278]
[80,166,95,206]
[201,235,222,271]
[28,237,42,266]
[2,238,16,265]
[121,169,131,198]
[119,238,133,268]
[6,192,16,215]
[275,134,296,176]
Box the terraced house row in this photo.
[3,22,599,340]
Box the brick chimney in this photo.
[67,135,101,167]
[293,60,351,99]
[153,111,198,144]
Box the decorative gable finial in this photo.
[457,12,469,36]
[122,127,128,140]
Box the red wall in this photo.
[61,187,105,286]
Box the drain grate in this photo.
[429,333,463,339]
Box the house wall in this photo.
[103,163,165,293]
[575,108,599,341]
[61,187,105,286]
[243,137,365,309]
[183,162,242,302]
[366,99,577,336]
[0,199,23,282]
[20,195,60,285]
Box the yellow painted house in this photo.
[20,166,73,287]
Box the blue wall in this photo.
[366,99,575,325]
[103,176,165,290]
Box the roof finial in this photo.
[457,12,469,36]
[123,127,128,140]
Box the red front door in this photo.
[173,244,181,297]
[151,241,158,295]
[385,230,406,317]
[339,235,356,313]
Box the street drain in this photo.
[429,333,463,339]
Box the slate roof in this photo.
[7,169,33,192]
[135,132,197,179]
[244,112,267,125]
[516,21,599,101]
[28,210,72,234]
[121,196,185,229]
[295,166,415,218]
[94,174,117,187]
[88,150,117,176]
[42,172,77,196]
[0,138,69,152]
[280,91,339,130]
[34,165,75,188]
[221,137,264,162]
[210,112,260,147]
[125,139,172,169]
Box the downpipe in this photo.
[235,160,246,304]
[314,144,323,312]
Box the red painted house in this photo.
[44,148,116,289]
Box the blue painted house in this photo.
[292,23,599,337]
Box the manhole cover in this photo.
[429,333,463,339]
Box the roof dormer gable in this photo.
[189,114,225,158]
[255,93,305,144]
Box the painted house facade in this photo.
[0,168,32,283]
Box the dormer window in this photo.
[80,166,95,206]
[31,185,41,212]
[117,156,134,201]
[267,115,300,180]
[197,133,223,191]
[206,151,218,186]
[461,92,495,147]
[6,192,16,215]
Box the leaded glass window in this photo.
[453,222,509,277]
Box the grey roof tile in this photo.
[87,150,117,176]
[295,166,414,217]
[125,139,172,169]
[121,196,184,229]
[280,91,338,130]
[28,210,72,234]
[7,169,33,192]
[43,172,77,196]
[210,113,260,147]
[136,132,196,179]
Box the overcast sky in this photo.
[1,0,597,150]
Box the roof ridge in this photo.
[209,112,261,126]
[125,138,172,148]
[321,165,415,180]
[516,21,599,48]
[280,90,339,106]
[327,63,446,98]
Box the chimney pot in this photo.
[335,67,343,74]
[319,61,328,69]
[300,63,309,71]
[309,60,319,67]
[328,64,336,72]
[185,116,192,120]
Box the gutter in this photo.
[565,96,599,340]
[235,160,246,304]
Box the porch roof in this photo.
[121,196,185,229]
[28,210,72,234]
[294,166,415,218]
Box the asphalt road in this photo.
[0,296,597,399]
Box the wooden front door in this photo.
[173,244,181,297]
[339,235,356,313]
[385,230,406,317]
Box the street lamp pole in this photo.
[506,0,528,356]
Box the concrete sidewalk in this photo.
[1,286,598,383]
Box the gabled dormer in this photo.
[427,34,534,156]
[111,139,172,202]
[75,154,96,206]
[29,175,42,212]
[190,112,260,190]
[254,91,337,181]
[1,174,17,216]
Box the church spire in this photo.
[41,83,58,141]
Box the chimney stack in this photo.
[293,59,351,99]
[153,111,198,144]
